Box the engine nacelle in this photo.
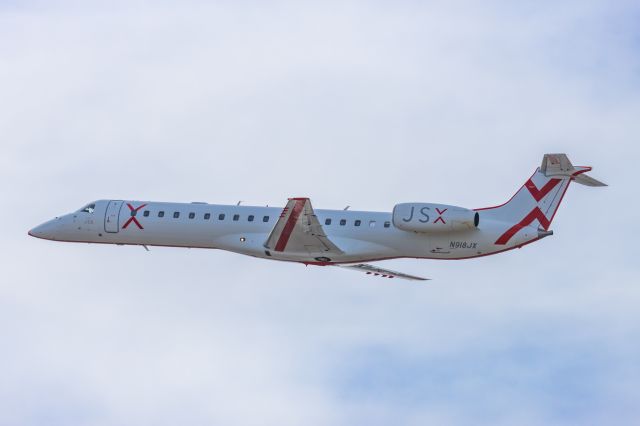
[392,203,479,233]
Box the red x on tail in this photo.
[122,203,147,230]
[494,178,562,245]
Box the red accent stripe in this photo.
[32,236,544,262]
[525,178,561,201]
[494,207,551,245]
[475,170,537,211]
[572,166,591,175]
[274,199,305,252]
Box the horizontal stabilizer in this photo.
[573,173,607,187]
[541,153,607,186]
[337,263,429,281]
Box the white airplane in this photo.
[29,154,605,281]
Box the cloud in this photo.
[1,1,639,425]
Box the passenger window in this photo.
[355,220,361,227]
[189,212,195,219]
[384,221,391,228]
[248,215,254,222]
[204,213,211,220]
[340,219,346,226]
[325,218,332,225]
[219,213,225,220]
[263,215,269,222]
[143,210,150,217]
[173,212,180,218]
[369,220,376,227]
[233,214,239,221]
[158,211,165,218]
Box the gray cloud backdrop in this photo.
[1,1,639,425]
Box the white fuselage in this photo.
[29,199,541,264]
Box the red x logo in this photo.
[122,203,147,230]
[494,178,563,245]
[434,208,447,224]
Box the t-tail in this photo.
[477,154,606,246]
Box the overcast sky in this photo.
[1,1,639,425]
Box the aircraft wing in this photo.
[337,263,430,281]
[265,198,344,256]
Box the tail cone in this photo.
[538,229,554,239]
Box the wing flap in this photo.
[337,263,429,281]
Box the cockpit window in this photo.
[79,203,96,214]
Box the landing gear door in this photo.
[104,200,124,233]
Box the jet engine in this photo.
[392,203,479,233]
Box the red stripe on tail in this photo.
[494,207,551,245]
[525,178,561,202]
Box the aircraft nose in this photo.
[28,219,61,240]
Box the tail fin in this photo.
[477,154,606,245]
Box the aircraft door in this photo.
[104,200,124,233]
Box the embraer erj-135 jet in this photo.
[29,154,605,281]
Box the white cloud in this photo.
[1,1,639,425]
